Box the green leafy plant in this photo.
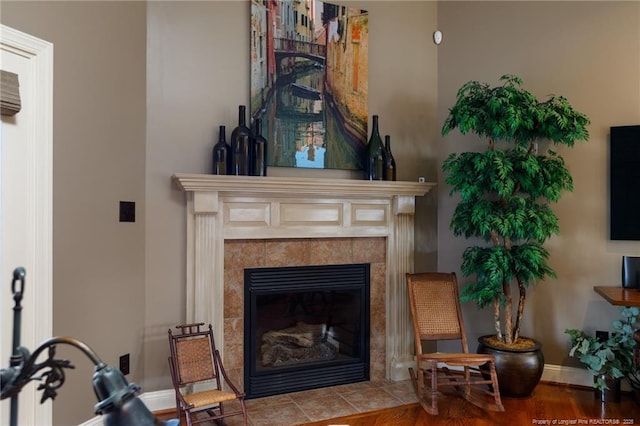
[442,75,590,346]
[565,307,639,390]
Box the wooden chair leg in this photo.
[410,364,440,415]
[457,362,505,413]
[464,366,471,399]
[175,397,181,421]
[408,367,419,396]
[489,362,504,412]
[240,400,248,425]
[429,360,439,415]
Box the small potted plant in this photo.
[441,74,590,397]
[565,307,639,402]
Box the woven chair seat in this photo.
[421,352,495,366]
[184,389,239,408]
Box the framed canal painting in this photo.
[250,0,369,170]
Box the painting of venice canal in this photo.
[250,0,369,170]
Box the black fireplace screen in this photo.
[244,263,370,398]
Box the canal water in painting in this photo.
[255,66,364,170]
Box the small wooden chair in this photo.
[168,322,248,425]
[406,272,504,415]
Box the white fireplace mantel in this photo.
[174,173,434,380]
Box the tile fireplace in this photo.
[173,174,433,391]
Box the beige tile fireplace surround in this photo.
[173,174,434,390]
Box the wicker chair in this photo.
[168,323,248,426]
[406,272,504,415]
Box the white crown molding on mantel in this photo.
[172,173,434,198]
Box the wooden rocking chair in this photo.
[168,322,248,425]
[406,272,505,415]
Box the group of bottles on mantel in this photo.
[364,115,396,181]
[212,105,268,176]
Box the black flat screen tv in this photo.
[610,125,640,240]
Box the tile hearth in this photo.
[175,379,417,426]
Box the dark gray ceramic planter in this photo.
[477,335,544,398]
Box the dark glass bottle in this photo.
[251,118,268,176]
[384,135,396,181]
[230,105,251,176]
[212,125,231,175]
[364,115,385,180]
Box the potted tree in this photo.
[441,74,590,397]
[566,307,639,403]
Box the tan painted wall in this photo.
[1,1,146,424]
[5,0,638,423]
[437,1,640,364]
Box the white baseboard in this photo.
[436,363,594,388]
[140,389,176,413]
[541,364,592,387]
[542,364,632,391]
[78,415,102,426]
[79,364,600,425]
[78,390,176,426]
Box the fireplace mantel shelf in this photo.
[174,172,435,382]
[173,173,434,198]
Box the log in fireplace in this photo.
[244,263,370,398]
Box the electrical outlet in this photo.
[119,353,130,375]
[595,330,609,342]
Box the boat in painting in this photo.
[290,83,322,100]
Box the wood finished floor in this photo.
[156,380,640,426]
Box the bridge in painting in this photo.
[274,38,326,65]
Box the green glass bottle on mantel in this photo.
[364,115,385,180]
[212,125,230,175]
[230,105,251,176]
[251,118,268,176]
[384,135,396,181]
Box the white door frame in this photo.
[0,24,53,426]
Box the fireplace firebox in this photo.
[244,263,370,399]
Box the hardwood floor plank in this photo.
[300,384,639,426]
[155,382,640,425]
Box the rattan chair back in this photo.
[174,334,217,385]
[406,272,469,353]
